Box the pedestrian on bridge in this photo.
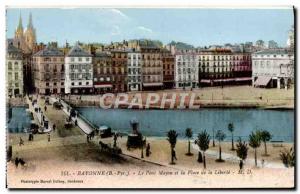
[19,137,24,146]
[47,133,51,142]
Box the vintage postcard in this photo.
[5,7,295,189]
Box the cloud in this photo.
[109,9,130,20]
[136,26,153,34]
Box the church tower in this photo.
[24,13,36,50]
[15,14,24,39]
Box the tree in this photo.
[249,131,261,167]
[196,130,210,169]
[167,130,178,165]
[280,147,295,168]
[236,138,248,169]
[228,123,235,150]
[185,128,193,156]
[259,130,272,156]
[215,130,226,162]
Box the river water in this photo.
[7,107,31,133]
[77,107,294,142]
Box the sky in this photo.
[6,8,294,47]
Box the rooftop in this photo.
[7,43,22,54]
[67,44,92,57]
[34,46,64,57]
[254,49,292,55]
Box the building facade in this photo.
[32,45,65,95]
[111,50,128,93]
[127,50,142,91]
[287,25,295,51]
[65,44,93,94]
[175,52,199,89]
[252,50,294,89]
[140,46,163,90]
[198,49,252,86]
[93,51,113,94]
[162,49,175,89]
[6,44,24,97]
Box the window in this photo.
[8,62,12,70]
[86,58,89,62]
[78,58,82,62]
[46,82,49,86]
[79,82,82,85]
[71,58,74,62]
[61,82,64,86]
[86,82,89,85]
[14,62,19,69]
[14,72,18,80]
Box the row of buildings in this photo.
[5,14,295,97]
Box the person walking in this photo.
[47,133,50,142]
[53,124,56,132]
[19,137,24,146]
[15,157,19,168]
[146,143,151,157]
[113,133,118,147]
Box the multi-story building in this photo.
[252,49,294,89]
[232,52,252,78]
[32,45,65,95]
[93,51,113,94]
[6,44,24,97]
[140,46,163,90]
[162,49,175,89]
[65,44,93,94]
[111,50,128,93]
[198,49,252,86]
[175,51,199,89]
[127,49,142,91]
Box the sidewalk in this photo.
[191,143,286,169]
[26,96,52,133]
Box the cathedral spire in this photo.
[15,13,24,39]
[17,13,23,31]
[27,12,33,29]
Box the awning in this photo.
[200,80,211,83]
[235,77,252,81]
[143,83,163,87]
[214,78,235,82]
[94,84,113,88]
[254,76,272,86]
